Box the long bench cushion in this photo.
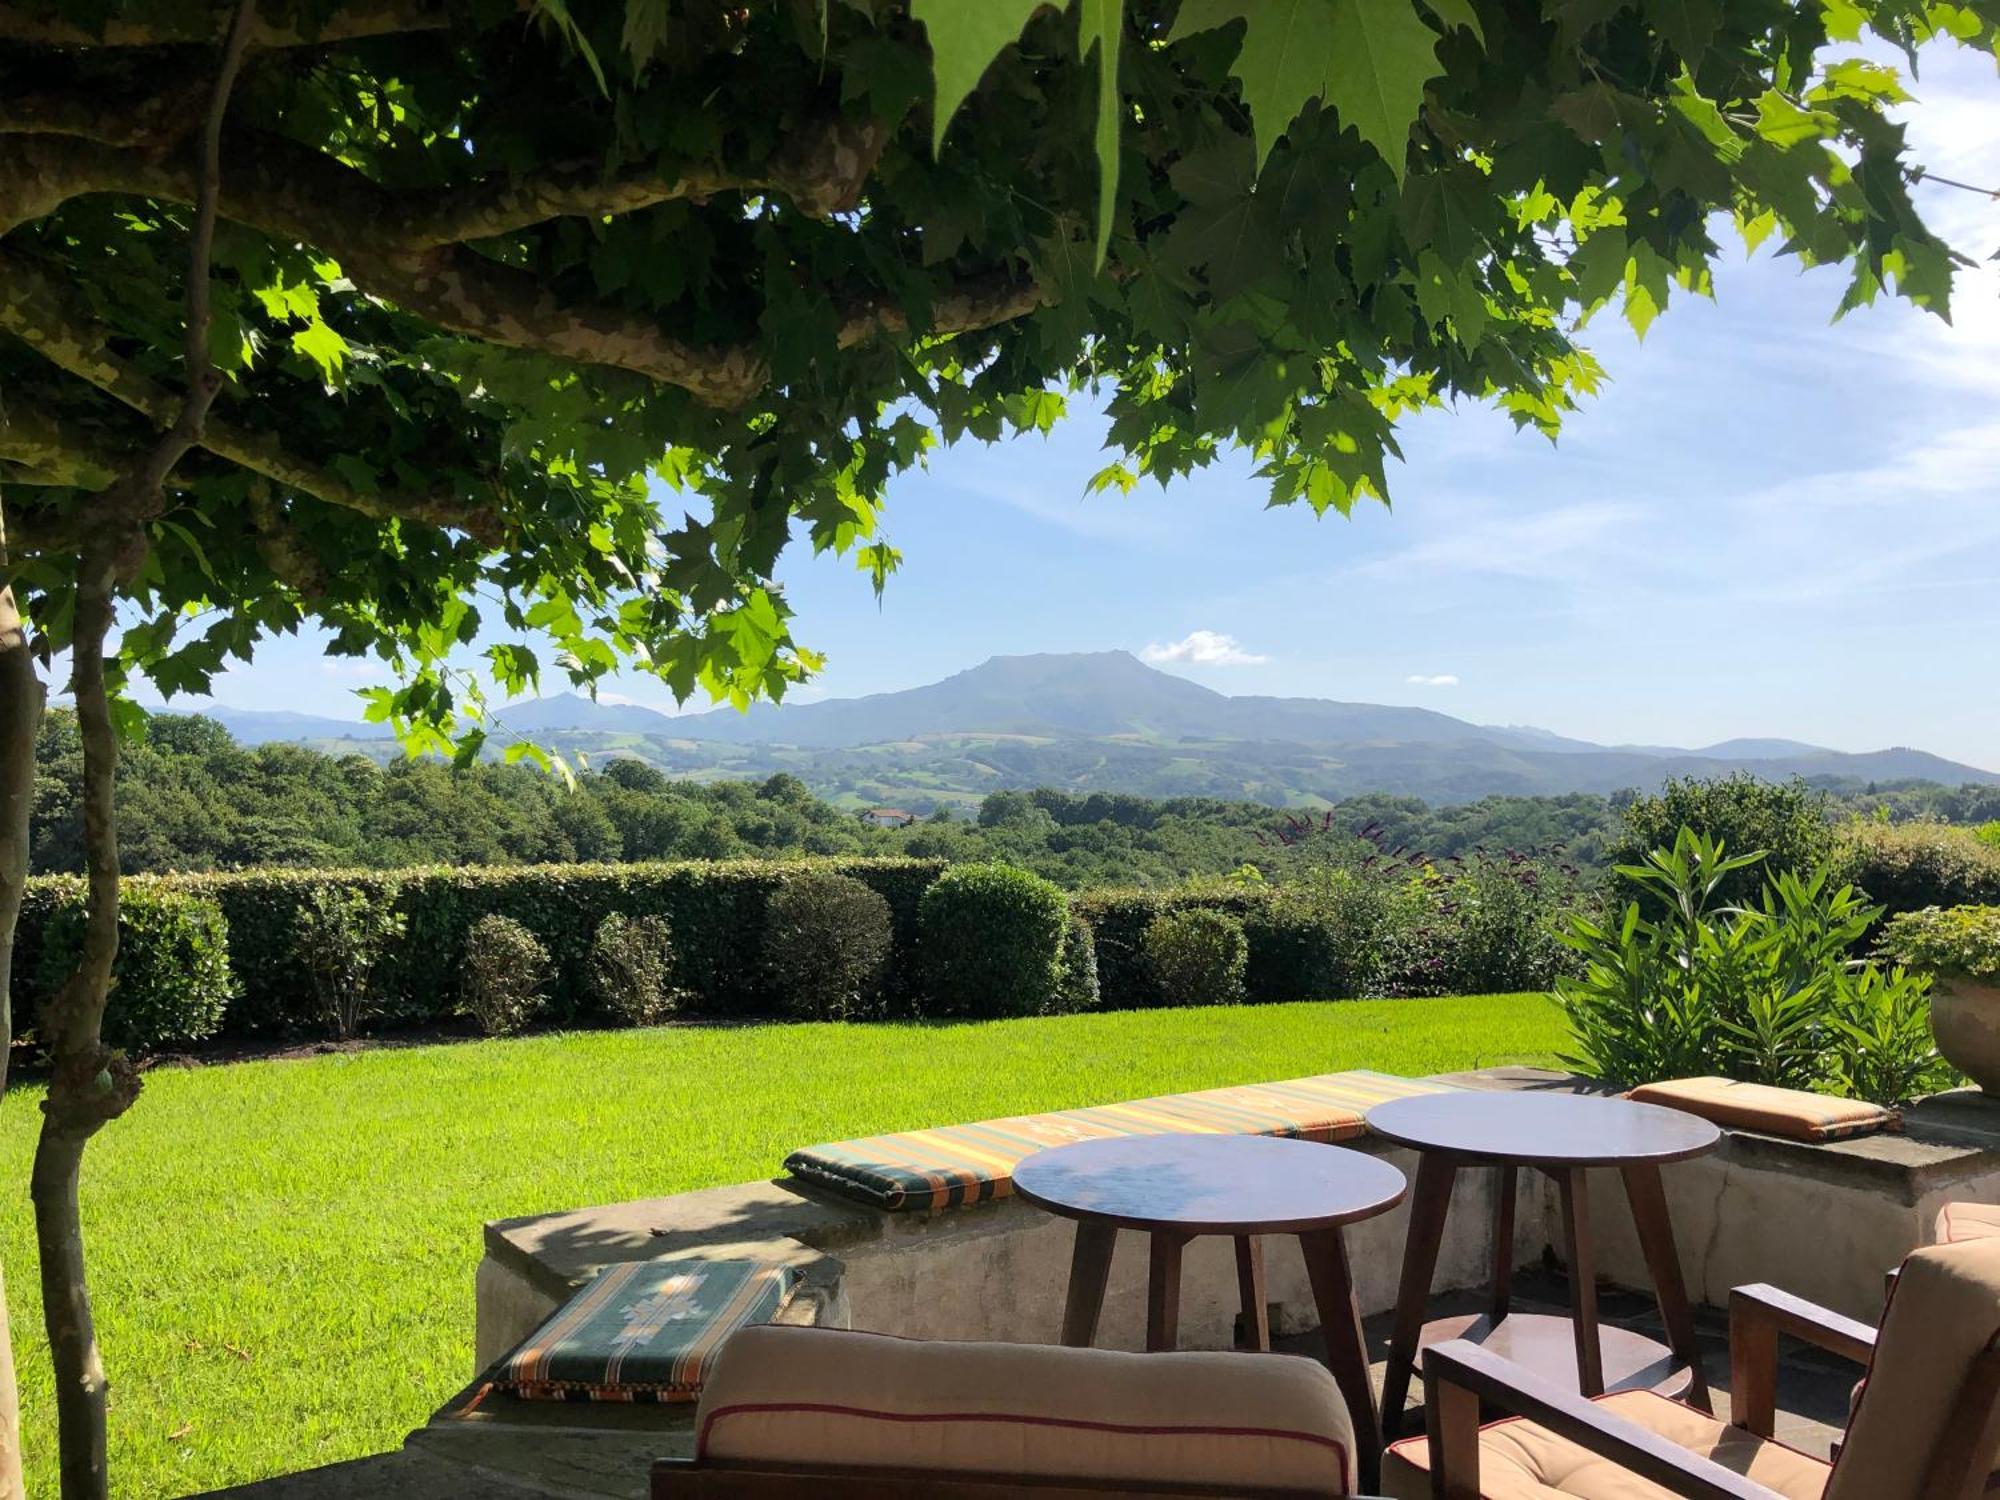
[495,1258,798,1402]
[1625,1076,1893,1143]
[783,1069,1457,1211]
[1939,1202,2000,1244]
[697,1325,1356,1496]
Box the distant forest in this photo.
[28,710,2000,889]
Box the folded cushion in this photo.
[495,1258,798,1403]
[1625,1077,1892,1143]
[1380,1390,1829,1499]
[784,1069,1457,1211]
[1937,1201,2000,1244]
[697,1324,1354,1495]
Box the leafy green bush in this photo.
[1054,913,1100,1013]
[460,915,552,1036]
[1142,908,1248,1007]
[294,885,406,1040]
[588,913,681,1025]
[1558,828,1941,1104]
[1610,775,1832,909]
[1379,853,1584,998]
[764,870,894,1020]
[1838,823,2000,918]
[919,863,1069,1017]
[1876,904,2000,984]
[34,884,236,1055]
[1242,875,1385,1001]
[1071,886,1270,1008]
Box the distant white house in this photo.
[862,807,919,828]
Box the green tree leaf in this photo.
[1321,0,1445,181]
[912,0,1047,153]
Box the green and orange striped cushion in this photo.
[784,1069,1459,1211]
[495,1258,799,1403]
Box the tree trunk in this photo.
[0,488,37,1500]
[30,546,138,1500]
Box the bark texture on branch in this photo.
[0,113,1030,410]
[0,487,30,1500]
[0,253,503,543]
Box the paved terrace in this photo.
[210,1071,2000,1498]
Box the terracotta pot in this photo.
[1929,976,2000,1096]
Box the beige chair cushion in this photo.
[1624,1078,1891,1142]
[1824,1236,2000,1500]
[1379,1391,1830,1499]
[1937,1201,2000,1244]
[695,1325,1355,1495]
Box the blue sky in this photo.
[163,44,2000,769]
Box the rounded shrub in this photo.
[36,886,237,1055]
[1141,907,1248,1007]
[1052,913,1101,1014]
[1838,823,2000,918]
[919,862,1068,1017]
[588,913,681,1025]
[763,870,894,1020]
[294,884,406,1040]
[459,914,551,1036]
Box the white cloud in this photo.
[1406,674,1460,687]
[1140,630,1270,667]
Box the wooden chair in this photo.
[1381,1235,2000,1500]
[652,1324,1375,1498]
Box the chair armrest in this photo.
[1727,1283,1875,1440]
[1422,1339,1781,1500]
[1730,1284,1876,1364]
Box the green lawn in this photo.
[0,995,1563,1497]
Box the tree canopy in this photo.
[3,0,1992,743]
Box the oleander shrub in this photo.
[459,915,551,1036]
[1876,904,2000,984]
[1141,908,1248,1007]
[1559,827,1943,1104]
[294,885,406,1040]
[588,913,682,1025]
[1053,913,1100,1014]
[919,862,1069,1017]
[1837,823,2000,919]
[764,870,894,1020]
[33,884,236,1055]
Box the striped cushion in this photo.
[784,1069,1457,1211]
[1626,1076,1893,1143]
[496,1258,798,1403]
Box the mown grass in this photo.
[0,994,1563,1497]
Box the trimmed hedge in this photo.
[31,881,237,1054]
[13,858,946,1040]
[1838,823,2000,918]
[1142,908,1248,1006]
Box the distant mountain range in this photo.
[190,650,2000,809]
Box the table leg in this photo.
[1622,1162,1711,1412]
[1554,1167,1605,1396]
[1378,1153,1458,1437]
[1301,1228,1382,1496]
[1060,1222,1118,1348]
[1146,1232,1186,1352]
[1234,1235,1270,1352]
[1490,1163,1518,1322]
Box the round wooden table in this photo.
[1014,1135,1406,1493]
[1365,1091,1722,1437]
